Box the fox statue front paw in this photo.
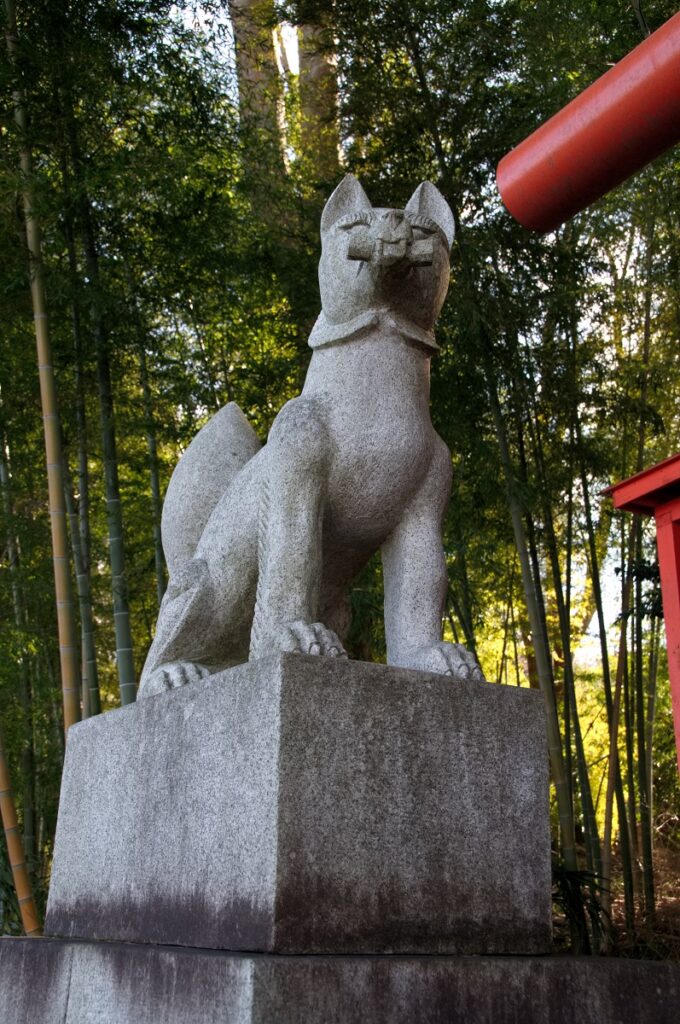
[138,661,211,699]
[255,620,348,660]
[399,642,485,683]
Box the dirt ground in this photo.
[610,842,680,961]
[550,839,680,959]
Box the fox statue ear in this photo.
[405,181,455,249]
[321,174,372,234]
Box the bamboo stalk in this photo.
[633,216,657,924]
[63,454,101,716]
[0,729,40,935]
[645,611,661,817]
[447,517,477,653]
[525,372,602,879]
[4,0,80,736]
[624,612,639,869]
[0,433,37,873]
[576,412,635,933]
[602,572,632,935]
[634,521,655,922]
[60,174,97,716]
[129,284,167,611]
[509,592,522,687]
[58,93,136,705]
[486,370,579,868]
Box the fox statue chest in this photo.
[300,333,434,544]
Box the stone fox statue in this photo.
[139,174,484,697]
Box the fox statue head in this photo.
[310,174,455,353]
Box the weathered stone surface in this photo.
[139,174,483,699]
[0,935,72,1024]
[161,401,262,577]
[2,936,680,1024]
[46,655,551,954]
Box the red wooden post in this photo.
[606,453,680,774]
[496,12,680,233]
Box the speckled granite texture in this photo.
[2,937,680,1024]
[45,654,551,955]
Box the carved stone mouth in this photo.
[346,228,434,267]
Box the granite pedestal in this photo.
[4,656,677,1022]
[45,654,551,955]
[2,936,680,1024]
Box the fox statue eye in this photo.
[408,214,442,241]
[335,210,374,231]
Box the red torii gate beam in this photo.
[606,457,680,775]
[496,11,680,233]
[496,13,680,771]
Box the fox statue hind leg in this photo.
[139,399,346,698]
[139,404,262,697]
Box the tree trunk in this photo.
[577,419,634,934]
[602,569,634,939]
[645,609,661,823]
[525,374,602,879]
[633,519,655,922]
[298,22,340,183]
[62,455,101,716]
[0,434,36,873]
[229,0,284,170]
[61,103,137,705]
[137,338,167,609]
[484,366,578,870]
[4,0,80,736]
[61,193,101,717]
[633,217,656,924]
[448,512,477,654]
[0,727,40,935]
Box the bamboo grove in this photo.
[0,0,679,955]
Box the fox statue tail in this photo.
[161,402,262,576]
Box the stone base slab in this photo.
[1,937,680,1024]
[45,655,551,954]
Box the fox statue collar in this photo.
[308,307,440,352]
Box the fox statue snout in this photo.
[346,209,435,267]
